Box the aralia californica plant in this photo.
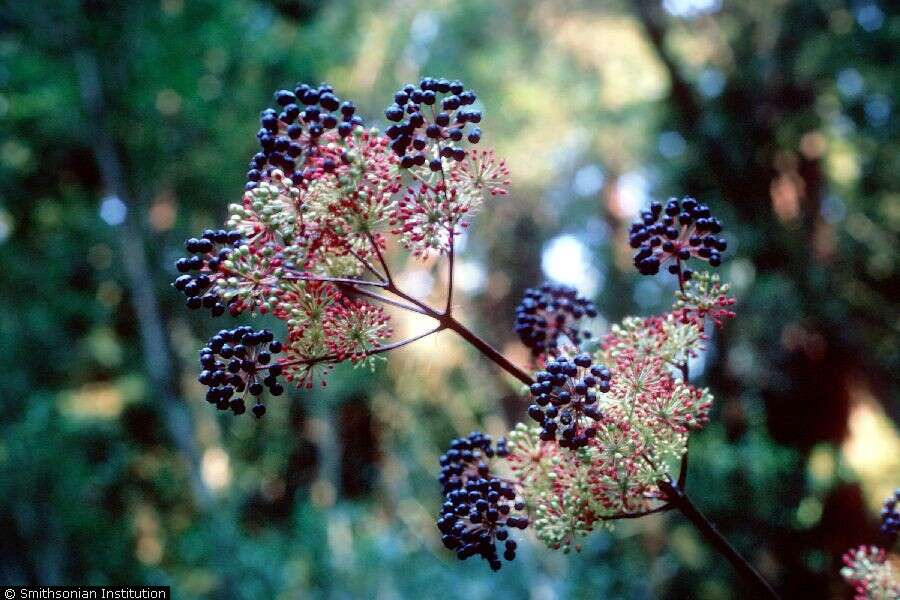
[174,77,788,597]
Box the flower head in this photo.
[384,77,481,169]
[630,197,726,279]
[322,298,393,364]
[436,432,529,571]
[841,545,899,600]
[198,326,284,417]
[527,354,611,448]
[506,424,600,550]
[674,270,736,328]
[389,181,473,256]
[450,149,510,198]
[514,284,597,360]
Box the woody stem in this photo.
[659,480,780,599]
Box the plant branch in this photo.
[660,480,780,599]
[385,282,445,319]
[442,314,533,386]
[446,230,455,314]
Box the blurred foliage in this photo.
[0,0,897,598]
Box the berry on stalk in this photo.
[881,489,900,539]
[514,283,597,360]
[630,197,727,281]
[172,229,243,316]
[384,77,481,168]
[527,354,610,448]
[197,326,284,416]
[436,432,528,571]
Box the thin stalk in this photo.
[277,326,444,368]
[348,245,388,283]
[678,361,690,488]
[343,284,432,316]
[366,232,393,285]
[597,503,674,521]
[428,103,455,316]
[445,230,455,314]
[385,282,444,319]
[659,480,780,599]
[283,272,387,288]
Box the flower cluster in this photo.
[251,83,363,187]
[527,354,610,448]
[601,309,710,369]
[450,150,510,198]
[198,326,283,417]
[173,229,244,316]
[505,424,600,550]
[176,78,508,401]
[841,545,899,600]
[322,298,393,363]
[389,181,466,256]
[630,197,726,279]
[436,432,529,571]
[384,78,481,169]
[673,270,736,328]
[514,284,598,360]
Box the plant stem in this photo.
[442,314,533,386]
[659,480,780,599]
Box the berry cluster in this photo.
[197,326,284,417]
[384,78,481,169]
[514,284,598,360]
[251,83,363,188]
[881,489,900,539]
[527,354,611,448]
[436,432,528,571]
[630,197,726,279]
[173,229,243,316]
